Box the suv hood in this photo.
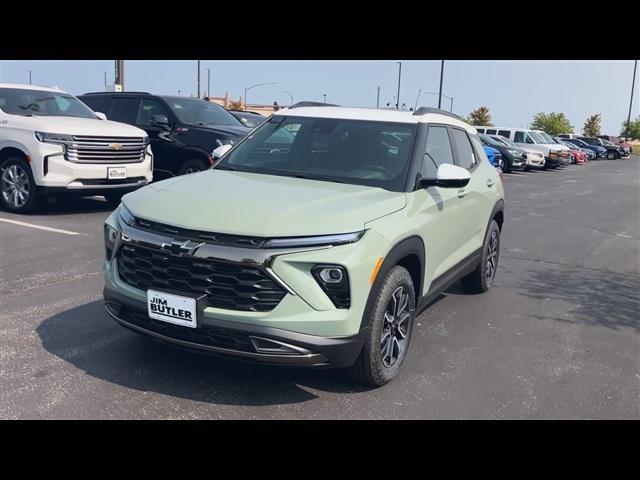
[10,114,147,137]
[186,123,250,138]
[123,170,407,238]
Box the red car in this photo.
[568,147,587,164]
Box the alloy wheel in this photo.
[1,164,31,208]
[184,167,202,174]
[380,286,410,368]
[485,230,499,283]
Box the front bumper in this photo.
[104,285,364,368]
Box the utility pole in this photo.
[197,60,201,98]
[438,60,444,109]
[624,59,638,143]
[206,68,212,98]
[396,62,402,110]
[376,86,380,108]
[27,70,32,85]
[414,88,422,110]
[323,94,327,104]
[104,71,107,86]
[114,60,125,90]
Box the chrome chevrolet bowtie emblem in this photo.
[109,143,123,150]
[161,240,204,256]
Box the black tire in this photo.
[179,158,209,175]
[503,157,512,173]
[0,156,40,214]
[523,165,531,172]
[606,150,617,160]
[349,266,416,387]
[104,191,125,207]
[460,219,501,294]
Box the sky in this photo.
[1,60,638,134]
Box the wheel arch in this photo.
[0,145,30,165]
[359,235,425,332]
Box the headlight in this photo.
[311,265,350,309]
[215,138,236,147]
[35,132,73,152]
[262,231,365,249]
[104,224,119,260]
[116,204,136,227]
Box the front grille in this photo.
[117,244,287,312]
[65,135,147,164]
[133,217,266,248]
[120,306,256,352]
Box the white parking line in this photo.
[0,217,84,236]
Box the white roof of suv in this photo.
[275,106,476,134]
[0,82,64,93]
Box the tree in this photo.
[467,106,493,126]
[583,114,602,137]
[227,99,243,111]
[620,116,640,140]
[530,112,573,136]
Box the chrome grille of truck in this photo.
[65,135,147,164]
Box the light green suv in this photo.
[103,104,505,386]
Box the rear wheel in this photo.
[104,191,125,207]
[349,266,416,387]
[0,157,40,214]
[460,220,501,293]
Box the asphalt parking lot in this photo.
[1,157,639,419]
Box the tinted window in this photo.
[138,98,171,125]
[164,97,240,126]
[109,97,140,124]
[513,131,525,143]
[475,128,485,133]
[498,130,510,138]
[486,129,497,135]
[217,116,417,191]
[469,135,489,165]
[0,88,96,119]
[79,96,111,115]
[450,128,476,170]
[422,126,454,178]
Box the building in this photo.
[205,92,284,116]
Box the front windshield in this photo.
[480,133,501,147]
[538,132,556,144]
[529,131,547,143]
[163,97,240,127]
[0,88,97,118]
[492,136,516,148]
[216,115,417,191]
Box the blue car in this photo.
[483,145,503,169]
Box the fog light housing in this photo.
[312,265,350,309]
[104,224,119,260]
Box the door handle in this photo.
[457,188,468,198]
[486,179,495,187]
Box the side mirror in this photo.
[151,115,171,130]
[418,164,470,189]
[212,144,232,159]
[95,112,107,120]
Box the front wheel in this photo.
[606,151,617,160]
[0,157,40,214]
[460,219,501,293]
[104,191,125,207]
[349,266,416,387]
[179,158,209,175]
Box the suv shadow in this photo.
[36,301,374,408]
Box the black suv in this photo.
[79,92,250,178]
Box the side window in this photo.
[138,98,171,125]
[422,126,454,178]
[80,96,111,115]
[475,128,485,133]
[469,135,489,165]
[513,131,525,143]
[450,128,476,170]
[524,133,534,144]
[498,129,510,138]
[486,129,497,135]
[108,97,140,124]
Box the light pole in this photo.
[244,82,276,111]
[624,59,638,143]
[396,62,402,110]
[104,71,107,86]
[28,69,32,85]
[414,88,422,110]
[206,68,212,98]
[323,94,327,104]
[197,60,201,98]
[376,86,380,108]
[438,60,445,109]
[284,90,294,105]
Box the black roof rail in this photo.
[413,107,464,121]
[288,101,339,109]
[82,91,151,95]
